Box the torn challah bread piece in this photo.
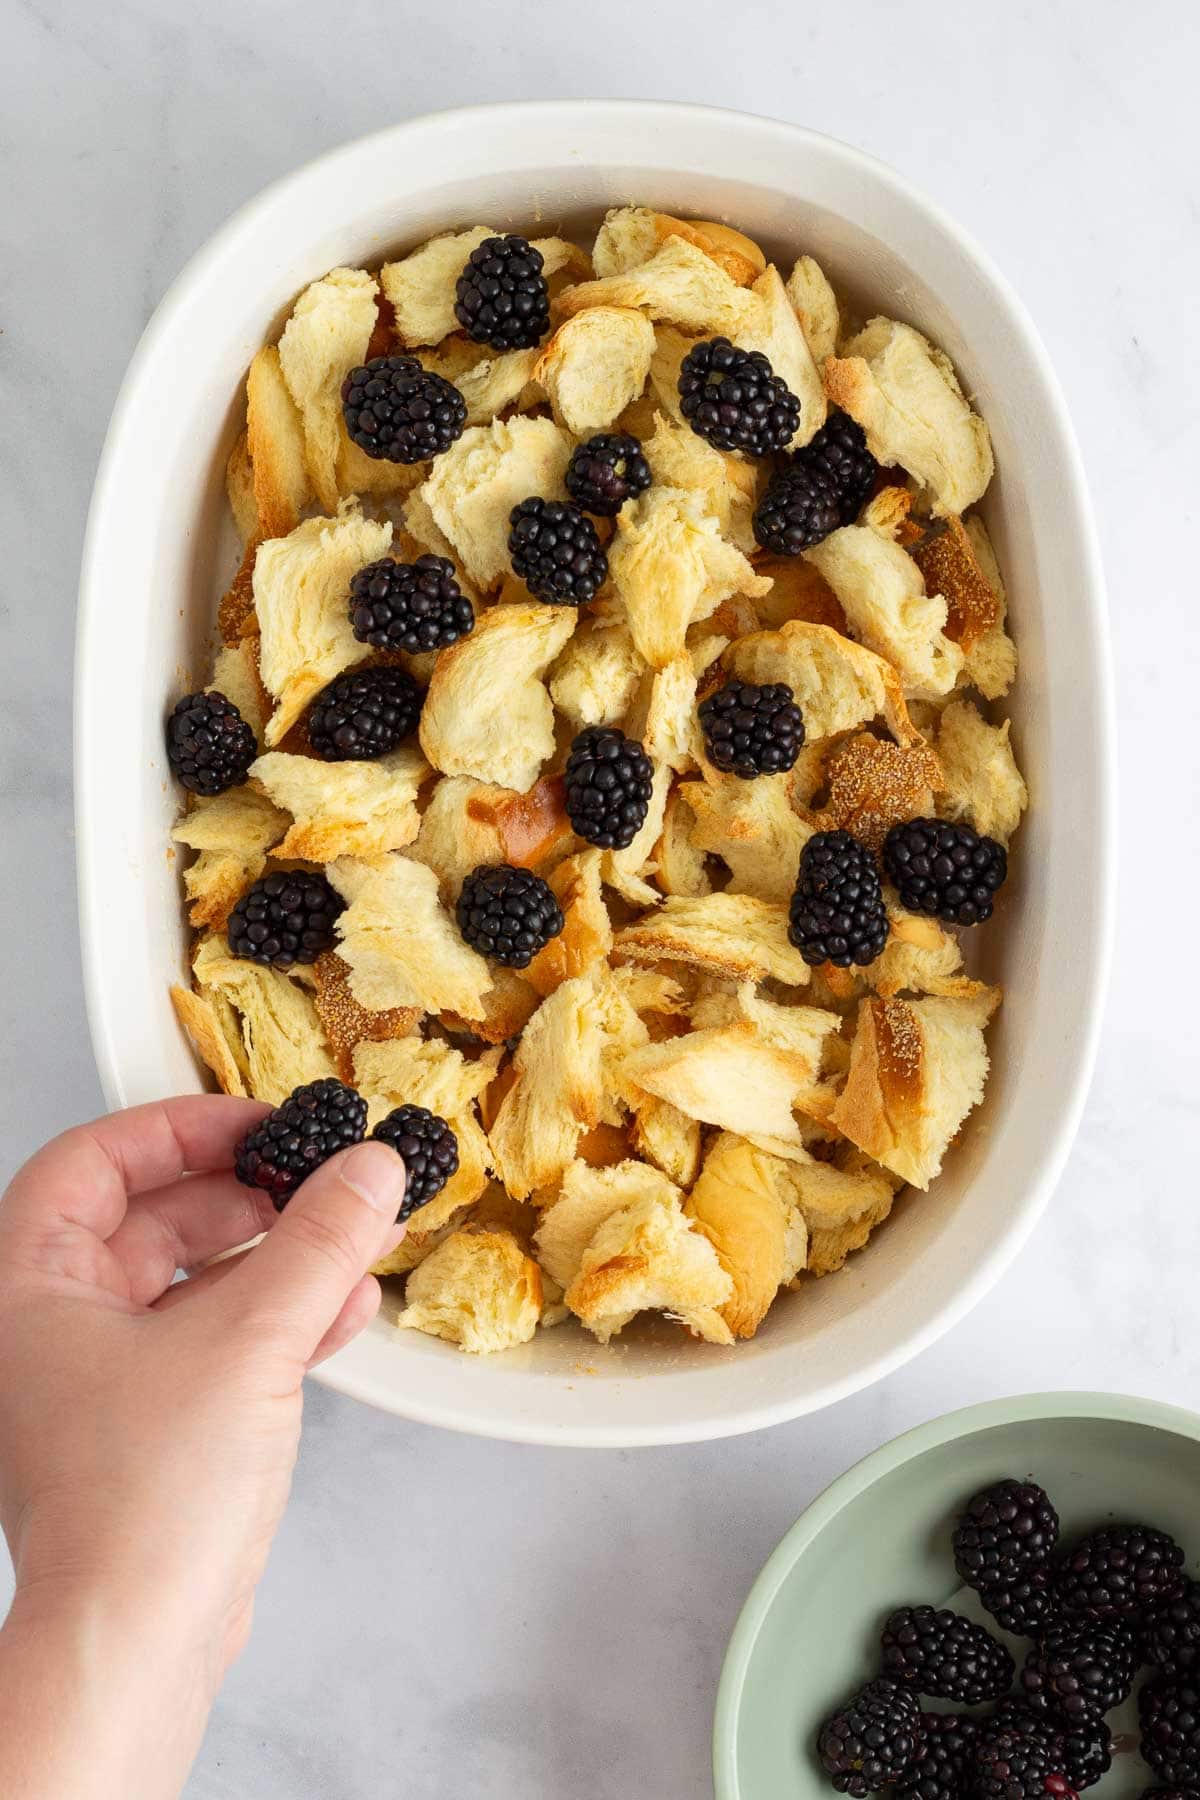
[535,307,655,436]
[329,854,493,1020]
[933,698,1028,846]
[804,524,965,701]
[249,745,431,862]
[277,267,378,512]
[591,207,765,285]
[609,485,770,669]
[170,202,1021,1360]
[171,787,289,930]
[397,1227,543,1354]
[564,1181,734,1346]
[419,601,576,789]
[185,935,337,1104]
[381,226,587,348]
[825,989,1001,1189]
[824,318,993,516]
[687,1132,809,1337]
[418,416,573,590]
[726,620,922,746]
[253,504,389,745]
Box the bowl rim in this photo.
[74,101,1116,1445]
[713,1390,1200,1797]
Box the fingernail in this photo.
[339,1141,408,1215]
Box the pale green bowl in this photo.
[714,1392,1200,1800]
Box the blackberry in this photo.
[1059,1719,1112,1793]
[508,498,607,605]
[816,1678,924,1796]
[454,234,550,350]
[991,1699,1063,1750]
[341,355,467,463]
[307,665,423,761]
[1139,1790,1200,1800]
[698,678,806,779]
[166,690,256,795]
[678,336,802,456]
[752,461,843,555]
[564,726,654,850]
[882,817,1008,928]
[1021,1621,1137,1722]
[372,1105,458,1219]
[801,411,880,524]
[973,1724,1078,1800]
[1057,1524,1186,1622]
[234,1078,367,1207]
[980,1567,1061,1640]
[456,864,564,968]
[990,1711,1107,1799]
[1140,1681,1200,1787]
[954,1480,1061,1591]
[565,432,651,515]
[348,555,475,653]
[227,871,344,970]
[788,830,889,968]
[1146,1581,1200,1677]
[881,1605,1013,1704]
[896,1713,981,1800]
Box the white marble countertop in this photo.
[3,2,1199,1794]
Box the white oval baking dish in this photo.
[75,102,1113,1447]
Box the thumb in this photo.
[219,1140,407,1358]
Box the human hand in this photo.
[0,1096,406,1800]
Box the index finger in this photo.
[0,1096,270,1242]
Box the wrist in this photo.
[0,1581,219,1800]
